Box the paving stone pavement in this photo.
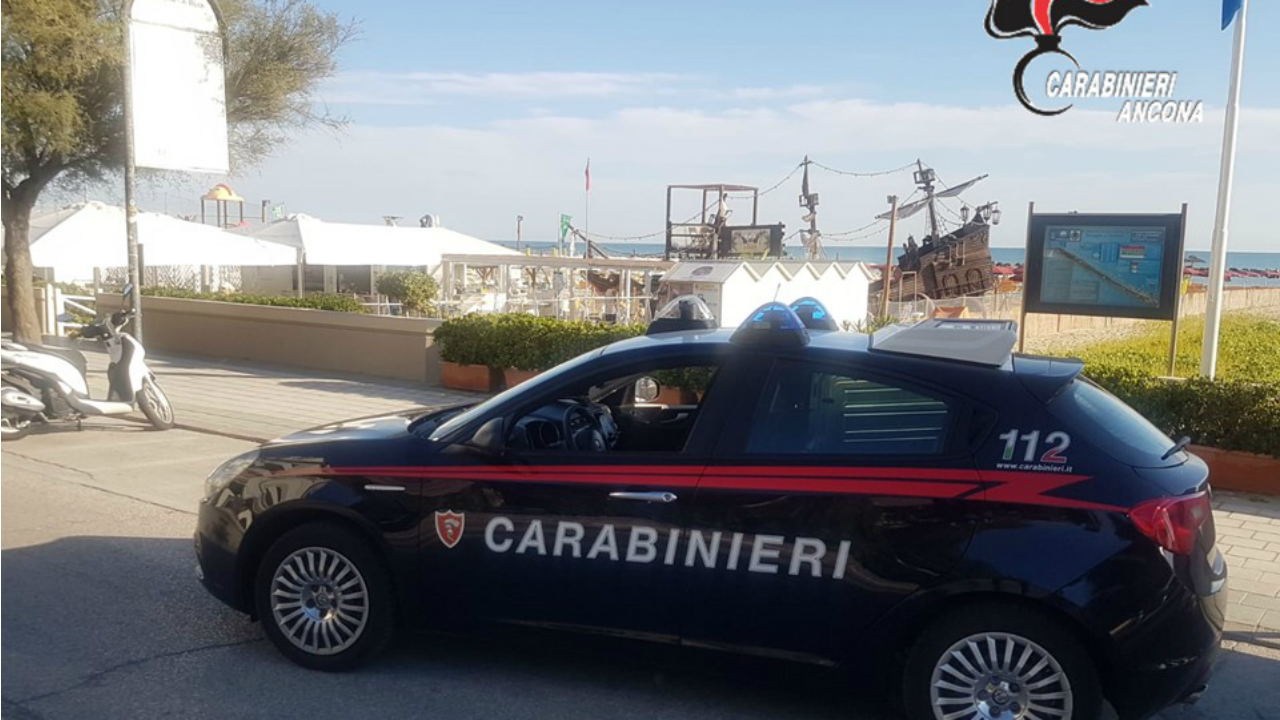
[1215,491,1280,640]
[83,348,482,442]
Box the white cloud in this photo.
[321,71,688,105]
[723,84,828,100]
[156,97,1280,253]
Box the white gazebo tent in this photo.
[29,201,297,286]
[240,214,519,296]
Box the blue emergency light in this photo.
[646,295,718,335]
[730,302,810,346]
[788,297,839,331]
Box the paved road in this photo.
[3,353,1279,719]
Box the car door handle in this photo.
[609,491,678,503]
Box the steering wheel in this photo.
[565,401,615,452]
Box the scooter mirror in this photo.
[56,313,76,323]
[122,283,135,300]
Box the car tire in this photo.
[902,604,1103,720]
[255,522,395,671]
[137,376,175,430]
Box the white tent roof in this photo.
[245,214,518,267]
[29,202,297,279]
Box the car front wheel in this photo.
[255,522,395,670]
[903,604,1102,720]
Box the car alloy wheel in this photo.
[269,547,369,656]
[929,632,1072,720]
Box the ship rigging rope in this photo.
[825,219,885,238]
[810,160,915,178]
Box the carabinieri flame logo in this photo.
[986,0,1148,115]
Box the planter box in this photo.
[503,368,541,389]
[442,362,494,393]
[655,387,700,406]
[1191,444,1280,495]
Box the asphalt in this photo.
[3,354,1280,720]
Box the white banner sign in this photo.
[128,0,229,174]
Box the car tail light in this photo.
[1128,492,1211,555]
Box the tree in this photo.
[375,270,439,316]
[2,0,356,342]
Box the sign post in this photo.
[123,0,229,338]
[1020,206,1187,370]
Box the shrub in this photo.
[1085,366,1280,458]
[375,271,438,315]
[141,287,367,313]
[433,313,644,370]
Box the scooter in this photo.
[1,285,174,439]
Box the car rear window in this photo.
[1048,378,1178,467]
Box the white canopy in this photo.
[29,202,298,280]
[245,213,518,267]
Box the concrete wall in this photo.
[98,294,443,384]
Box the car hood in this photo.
[263,403,479,446]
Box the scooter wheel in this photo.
[138,377,175,430]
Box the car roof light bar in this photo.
[789,297,839,331]
[646,295,718,335]
[730,302,810,346]
[868,319,1017,367]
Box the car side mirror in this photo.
[466,416,505,455]
[635,377,660,403]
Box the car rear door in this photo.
[678,354,983,665]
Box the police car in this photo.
[196,297,1225,720]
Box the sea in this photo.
[493,241,1280,288]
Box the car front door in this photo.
[419,349,744,642]
[679,354,981,665]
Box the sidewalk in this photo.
[83,348,481,441]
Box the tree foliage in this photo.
[1,0,357,342]
[375,270,438,315]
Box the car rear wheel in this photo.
[903,604,1102,720]
[255,522,395,670]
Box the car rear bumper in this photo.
[1105,575,1227,720]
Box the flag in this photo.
[559,214,573,242]
[584,158,591,192]
[1222,0,1243,29]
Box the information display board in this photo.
[1023,212,1185,320]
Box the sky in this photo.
[122,0,1280,253]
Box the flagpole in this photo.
[1201,0,1248,379]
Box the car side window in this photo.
[506,363,721,454]
[745,360,952,456]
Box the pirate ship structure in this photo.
[870,164,1002,304]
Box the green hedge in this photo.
[1085,367,1280,458]
[141,287,367,313]
[1068,313,1280,458]
[434,314,645,371]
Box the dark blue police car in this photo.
[196,297,1225,720]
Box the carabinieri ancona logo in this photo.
[985,0,1204,122]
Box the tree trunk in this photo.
[2,193,42,344]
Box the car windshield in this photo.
[427,348,606,442]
